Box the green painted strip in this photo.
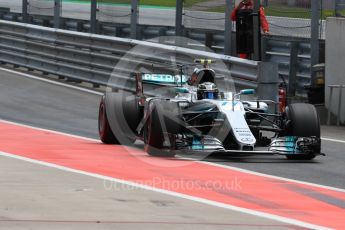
[62,0,175,9]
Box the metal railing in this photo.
[262,36,321,97]
[0,9,324,99]
[0,20,279,101]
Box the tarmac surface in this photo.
[0,67,345,229]
[0,68,344,188]
[0,156,296,230]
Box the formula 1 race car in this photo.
[98,60,322,160]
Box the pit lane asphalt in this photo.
[1,152,296,230]
[0,68,344,190]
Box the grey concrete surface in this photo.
[0,68,344,190]
[0,156,294,230]
[325,17,345,124]
[322,125,345,140]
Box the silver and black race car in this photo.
[98,60,322,160]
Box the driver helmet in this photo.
[197,82,219,100]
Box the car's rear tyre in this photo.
[144,100,180,157]
[98,96,119,144]
[121,92,142,141]
[108,91,142,145]
[284,103,320,160]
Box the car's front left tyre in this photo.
[144,100,180,157]
[98,96,119,144]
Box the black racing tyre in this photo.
[144,100,180,157]
[122,93,142,138]
[284,103,320,160]
[158,100,182,135]
[105,91,141,145]
[98,96,120,144]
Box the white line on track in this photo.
[321,137,345,144]
[1,69,345,192]
[0,119,100,143]
[2,117,345,191]
[0,67,104,96]
[0,150,331,230]
[197,159,345,193]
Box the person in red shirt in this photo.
[231,0,269,59]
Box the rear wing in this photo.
[135,73,188,106]
[140,73,187,85]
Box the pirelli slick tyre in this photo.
[144,100,180,157]
[99,91,141,145]
[105,90,141,146]
[284,103,320,160]
[98,96,119,144]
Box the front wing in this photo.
[175,135,324,156]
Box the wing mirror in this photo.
[233,89,255,101]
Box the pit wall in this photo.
[325,17,345,124]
